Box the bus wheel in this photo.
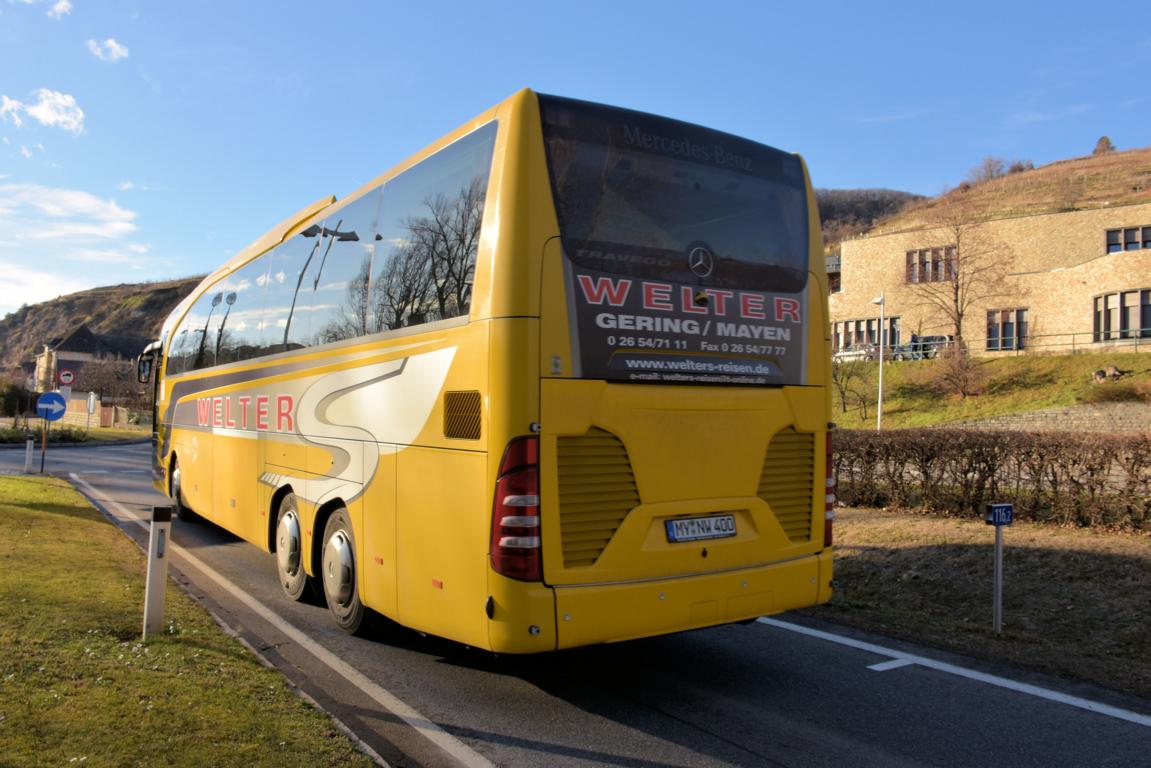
[170,459,198,523]
[321,508,366,634]
[275,493,311,601]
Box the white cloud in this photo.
[0,261,95,317]
[86,38,130,62]
[116,180,135,191]
[0,89,85,134]
[0,181,155,318]
[47,0,71,19]
[1,95,25,128]
[0,181,138,238]
[1005,104,1092,127]
[20,145,31,158]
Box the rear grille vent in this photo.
[443,391,482,440]
[556,427,640,568]
[758,427,815,542]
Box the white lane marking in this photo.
[868,659,914,673]
[69,473,495,768]
[758,617,1151,728]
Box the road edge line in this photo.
[758,617,1151,728]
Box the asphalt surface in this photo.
[5,443,1150,767]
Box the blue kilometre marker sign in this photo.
[985,503,1014,527]
[37,391,67,422]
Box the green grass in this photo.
[833,351,1151,429]
[0,476,374,767]
[804,507,1151,698]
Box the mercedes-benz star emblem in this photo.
[688,246,714,278]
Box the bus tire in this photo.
[275,493,312,601]
[321,508,367,634]
[170,458,198,523]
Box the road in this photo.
[4,442,1150,767]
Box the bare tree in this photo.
[81,355,140,405]
[317,175,487,337]
[374,238,435,330]
[933,347,985,400]
[831,359,869,416]
[908,206,1020,349]
[318,260,374,342]
[402,176,485,321]
[966,156,1006,185]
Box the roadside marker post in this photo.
[24,438,33,473]
[984,503,1014,635]
[143,505,174,641]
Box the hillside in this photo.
[816,188,923,250]
[0,277,203,372]
[870,146,1151,234]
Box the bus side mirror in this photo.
[137,355,153,384]
[138,340,162,384]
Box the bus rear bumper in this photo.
[553,549,832,649]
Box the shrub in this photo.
[834,429,1151,531]
[0,426,90,444]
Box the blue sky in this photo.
[1,0,1147,319]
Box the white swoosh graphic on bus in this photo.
[291,346,457,505]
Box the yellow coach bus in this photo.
[138,89,835,653]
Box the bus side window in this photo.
[166,328,190,376]
[374,121,497,329]
[260,225,324,356]
[215,257,271,365]
[310,189,382,343]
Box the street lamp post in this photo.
[872,293,885,431]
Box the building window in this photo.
[1094,289,1151,342]
[986,309,1028,351]
[905,246,955,283]
[1105,226,1151,254]
[833,317,901,352]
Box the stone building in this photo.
[33,324,149,392]
[829,201,1151,356]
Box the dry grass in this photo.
[804,507,1151,698]
[875,147,1151,233]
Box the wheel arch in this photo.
[267,484,296,553]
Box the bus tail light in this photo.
[824,430,836,548]
[491,436,541,581]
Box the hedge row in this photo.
[834,429,1151,530]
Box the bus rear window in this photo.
[539,96,808,293]
[539,96,812,387]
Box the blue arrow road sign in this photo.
[37,392,67,422]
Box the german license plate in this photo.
[665,514,736,543]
